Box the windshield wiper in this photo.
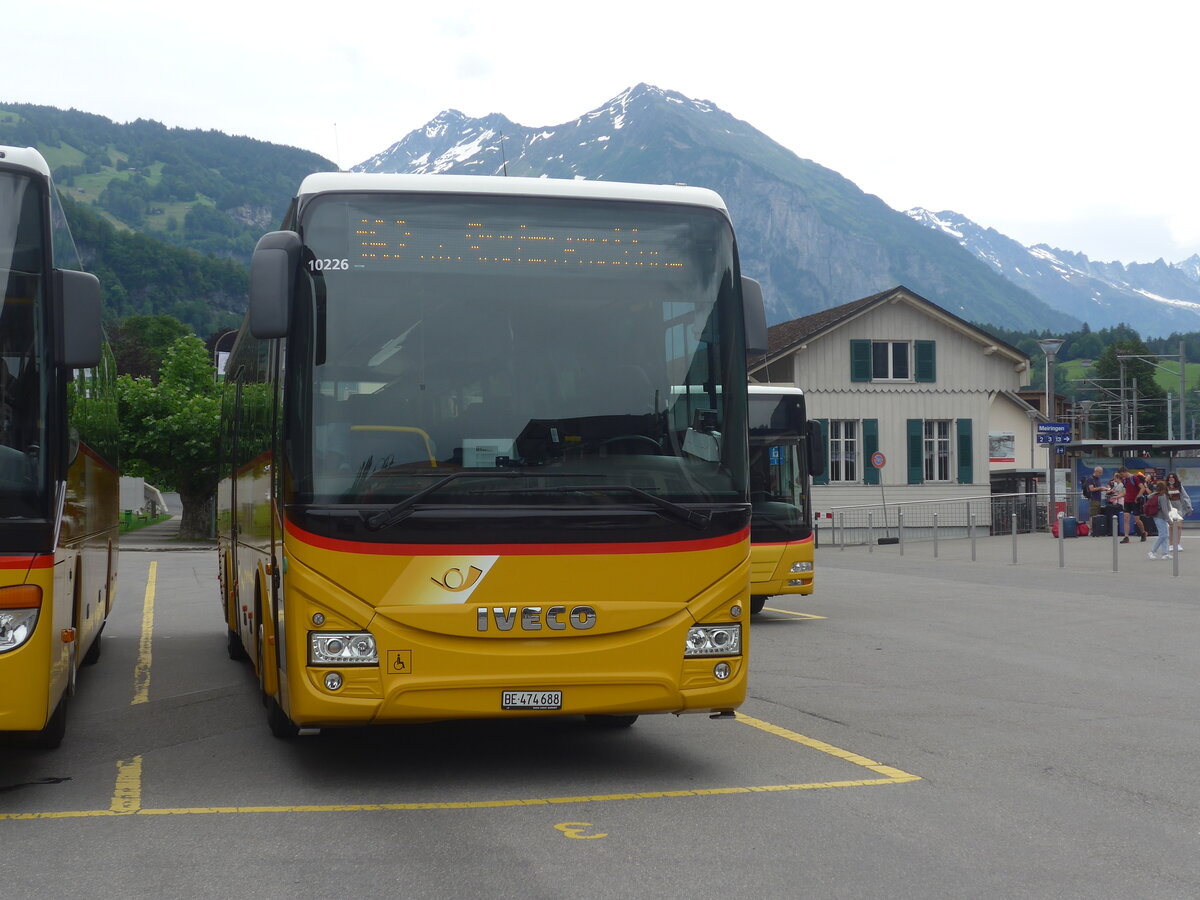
[364,471,524,530]
[514,484,713,530]
[363,470,585,530]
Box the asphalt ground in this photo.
[1,527,1197,898]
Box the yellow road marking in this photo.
[131,562,156,705]
[0,711,920,821]
[110,757,143,813]
[763,607,826,619]
[734,713,920,782]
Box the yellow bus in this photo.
[0,145,117,748]
[748,385,824,614]
[217,173,767,736]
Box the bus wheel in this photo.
[750,595,767,614]
[227,628,248,661]
[82,622,104,665]
[29,695,68,749]
[585,714,638,728]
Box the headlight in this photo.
[790,561,813,573]
[0,586,41,654]
[685,623,741,657]
[309,632,378,666]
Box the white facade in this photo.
[751,287,1035,514]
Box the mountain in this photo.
[0,103,335,263]
[357,84,1078,333]
[907,208,1200,337]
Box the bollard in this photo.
[933,512,939,558]
[898,509,905,555]
[868,513,873,552]
[838,513,845,551]
[1058,511,1065,569]
[1112,516,1119,572]
[970,512,976,561]
[1012,512,1018,564]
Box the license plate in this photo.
[502,690,562,710]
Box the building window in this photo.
[829,419,857,482]
[872,341,909,380]
[924,419,952,482]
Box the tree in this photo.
[109,314,191,378]
[118,335,222,540]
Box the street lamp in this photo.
[1037,338,1064,533]
[212,329,239,383]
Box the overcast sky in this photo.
[11,1,1198,264]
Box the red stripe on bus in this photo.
[284,517,748,556]
[754,534,814,547]
[0,555,52,569]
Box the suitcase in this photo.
[1061,516,1078,538]
[1090,514,1111,537]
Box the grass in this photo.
[119,513,171,534]
[1062,358,1200,396]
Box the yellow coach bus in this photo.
[0,146,117,748]
[217,173,767,737]
[747,385,824,614]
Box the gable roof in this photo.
[751,285,1029,372]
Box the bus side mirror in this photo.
[249,230,302,339]
[806,420,825,477]
[55,269,102,369]
[742,276,768,355]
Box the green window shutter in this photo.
[915,340,936,382]
[906,419,924,484]
[813,419,829,485]
[850,340,871,382]
[957,418,973,484]
[862,418,880,485]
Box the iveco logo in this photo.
[476,606,597,632]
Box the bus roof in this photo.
[0,146,51,178]
[296,172,729,214]
[748,384,805,397]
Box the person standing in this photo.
[1165,472,1192,552]
[1083,466,1105,521]
[1118,467,1148,543]
[1147,481,1175,560]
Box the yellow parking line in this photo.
[763,607,826,619]
[0,711,920,820]
[131,563,156,706]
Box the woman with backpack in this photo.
[1146,481,1175,560]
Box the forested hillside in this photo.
[62,195,246,335]
[0,103,333,262]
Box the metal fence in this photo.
[826,492,1045,548]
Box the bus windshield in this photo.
[285,192,746,509]
[0,171,49,518]
[748,391,812,541]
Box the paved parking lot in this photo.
[2,528,1197,898]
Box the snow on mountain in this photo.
[907,208,1200,336]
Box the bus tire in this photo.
[30,695,68,749]
[585,714,638,728]
[750,595,767,614]
[82,622,103,665]
[227,628,248,661]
